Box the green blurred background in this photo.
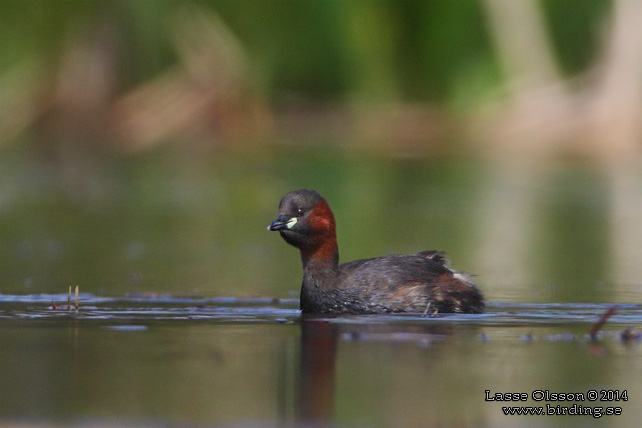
[1,0,641,304]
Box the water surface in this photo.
[1,294,641,427]
[3,147,642,304]
[2,145,642,427]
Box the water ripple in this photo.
[0,293,641,328]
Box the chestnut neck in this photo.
[299,199,339,271]
[300,232,339,271]
[296,199,342,299]
[299,231,340,305]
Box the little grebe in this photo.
[268,189,484,314]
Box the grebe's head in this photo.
[268,189,336,250]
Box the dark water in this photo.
[1,294,641,427]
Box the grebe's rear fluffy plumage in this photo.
[268,189,484,314]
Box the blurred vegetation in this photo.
[0,0,626,157]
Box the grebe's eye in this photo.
[296,208,305,216]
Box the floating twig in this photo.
[589,306,618,340]
[49,285,80,311]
